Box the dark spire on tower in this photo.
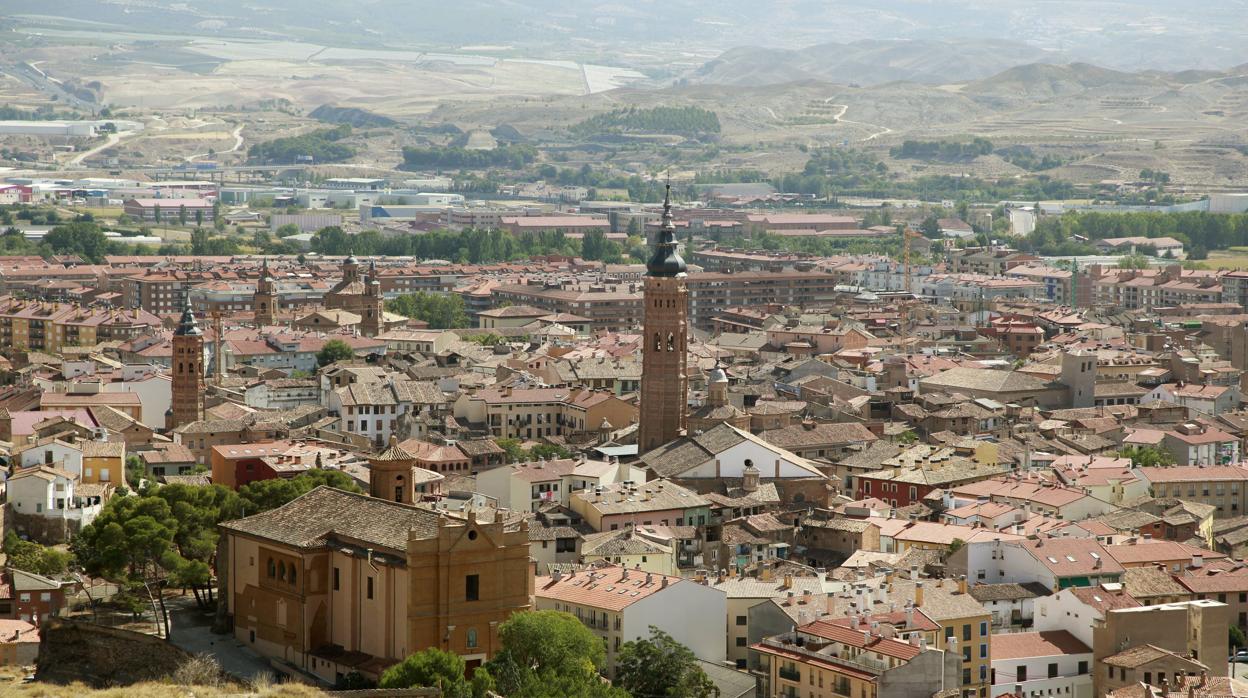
[174,302,203,336]
[647,183,686,278]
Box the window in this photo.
[736,637,747,646]
[1048,663,1058,679]
[1144,672,1152,685]
[366,576,374,600]
[963,624,971,641]
[980,643,988,659]
[466,574,480,601]
[267,558,276,578]
[736,615,747,626]
[333,567,340,591]
[979,621,988,636]
[963,669,971,685]
[1078,661,1088,675]
[466,628,478,649]
[1017,667,1027,682]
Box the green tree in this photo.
[71,481,249,610]
[616,626,720,698]
[311,225,351,255]
[125,454,146,489]
[919,215,941,239]
[194,208,204,226]
[581,229,609,261]
[1116,253,1149,269]
[465,333,505,346]
[3,531,70,577]
[485,610,627,698]
[190,227,210,255]
[237,469,361,514]
[1117,445,1176,468]
[495,438,529,463]
[1232,625,1246,650]
[178,205,188,226]
[385,292,469,329]
[316,339,356,366]
[380,648,494,697]
[43,221,112,262]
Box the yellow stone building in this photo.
[219,486,533,683]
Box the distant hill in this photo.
[308,104,396,128]
[689,39,1054,87]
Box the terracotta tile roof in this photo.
[573,479,710,515]
[535,565,683,612]
[1107,675,1248,698]
[1068,585,1141,613]
[1121,567,1191,598]
[1103,644,1206,669]
[1140,465,1248,483]
[968,582,1049,602]
[1176,572,1248,594]
[80,440,124,458]
[759,421,878,449]
[991,630,1090,660]
[1022,538,1125,576]
[219,486,440,553]
[1104,541,1224,566]
[799,619,921,660]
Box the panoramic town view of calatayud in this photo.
[7,1,1248,696]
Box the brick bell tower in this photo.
[362,260,384,337]
[253,257,277,326]
[638,184,689,453]
[169,303,205,430]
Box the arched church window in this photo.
[654,333,661,351]
[667,333,675,351]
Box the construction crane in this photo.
[900,227,925,342]
[211,309,224,387]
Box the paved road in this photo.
[165,595,276,684]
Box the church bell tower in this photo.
[638,184,689,453]
[169,303,205,430]
[253,257,277,326]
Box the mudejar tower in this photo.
[638,185,689,453]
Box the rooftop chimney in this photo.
[914,581,924,607]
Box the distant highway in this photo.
[3,60,99,112]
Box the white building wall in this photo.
[682,439,816,479]
[991,652,1093,698]
[622,581,727,664]
[17,442,84,478]
[101,376,171,428]
[1033,590,1099,647]
[1000,544,1059,590]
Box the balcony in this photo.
[778,665,800,683]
